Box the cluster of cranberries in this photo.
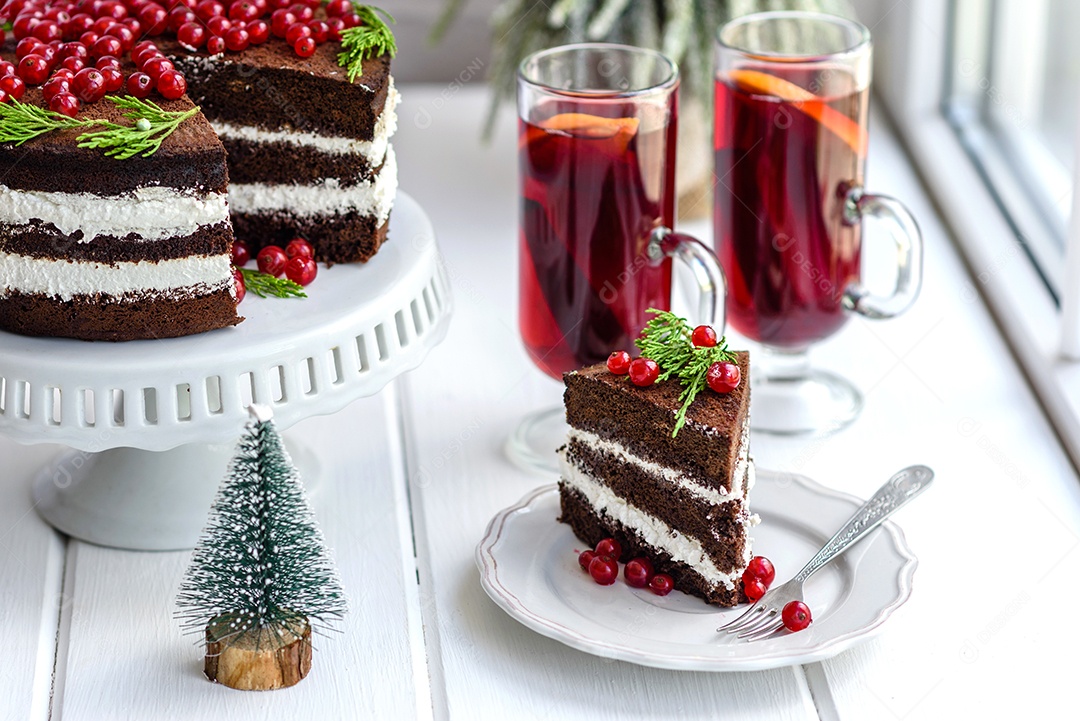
[0,0,363,112]
[739,555,811,633]
[230,237,317,302]
[577,537,675,596]
[606,324,742,394]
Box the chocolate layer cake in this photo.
[558,352,755,606]
[172,46,399,264]
[0,92,239,342]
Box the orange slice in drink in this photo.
[728,69,867,155]
[537,112,640,153]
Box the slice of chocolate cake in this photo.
[0,94,240,342]
[558,352,755,606]
[171,47,398,264]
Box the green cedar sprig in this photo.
[635,308,736,437]
[337,5,397,82]
[240,268,307,299]
[0,99,101,146]
[76,97,199,160]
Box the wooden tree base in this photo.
[204,615,312,691]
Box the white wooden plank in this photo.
[57,391,424,719]
[394,85,818,720]
[0,440,67,721]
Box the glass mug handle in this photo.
[647,227,727,334]
[841,186,924,320]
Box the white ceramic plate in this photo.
[476,469,918,671]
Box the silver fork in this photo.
[717,465,934,641]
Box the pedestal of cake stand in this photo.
[0,192,452,550]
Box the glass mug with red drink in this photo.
[511,43,726,473]
[714,12,923,435]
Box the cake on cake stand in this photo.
[0,192,452,551]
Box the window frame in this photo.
[874,0,1080,467]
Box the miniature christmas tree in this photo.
[176,405,347,690]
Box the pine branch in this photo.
[239,268,307,299]
[75,97,199,159]
[337,5,397,82]
[635,308,735,436]
[0,99,100,146]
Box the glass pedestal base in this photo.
[750,350,864,436]
[505,406,567,476]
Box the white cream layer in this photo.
[559,451,742,590]
[0,185,229,243]
[227,144,397,225]
[567,416,752,505]
[210,78,400,163]
[0,252,232,301]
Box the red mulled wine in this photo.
[714,68,868,349]
[519,109,676,379]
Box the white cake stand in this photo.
[0,192,452,550]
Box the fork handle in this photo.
[793,465,934,583]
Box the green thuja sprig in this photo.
[0,99,101,146]
[240,268,307,299]
[337,5,397,82]
[635,308,736,437]
[76,97,199,160]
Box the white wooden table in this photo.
[2,84,1078,721]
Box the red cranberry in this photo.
[78,30,100,46]
[167,6,195,31]
[107,24,134,51]
[648,573,674,596]
[97,1,128,20]
[205,35,225,54]
[231,239,251,267]
[48,91,80,116]
[156,69,186,100]
[228,0,258,21]
[195,0,224,21]
[341,11,361,28]
[0,89,8,104]
[67,13,96,37]
[71,67,106,102]
[292,35,314,58]
[270,9,294,37]
[91,33,121,57]
[16,54,50,85]
[204,14,229,35]
[743,577,767,602]
[51,67,76,82]
[57,41,89,60]
[288,3,312,21]
[42,76,71,101]
[744,556,775,586]
[59,55,85,73]
[137,3,168,34]
[588,555,618,586]
[232,267,246,304]
[122,18,142,36]
[623,557,655,588]
[132,47,161,68]
[0,61,16,78]
[706,361,740,394]
[224,25,249,51]
[31,20,62,42]
[691,324,718,348]
[324,0,349,16]
[606,350,631,375]
[92,16,114,34]
[177,21,206,49]
[246,19,269,43]
[141,55,172,81]
[95,55,120,70]
[284,256,316,286]
[285,238,314,259]
[628,357,660,387]
[577,549,596,572]
[283,21,308,45]
[781,601,812,632]
[0,75,26,101]
[125,71,153,98]
[325,16,343,40]
[594,537,621,560]
[256,245,288,277]
[131,39,157,57]
[98,65,122,91]
[307,19,328,43]
[12,15,42,41]
[15,37,45,59]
